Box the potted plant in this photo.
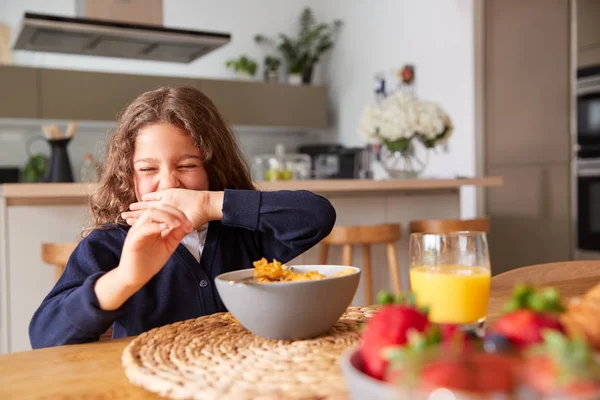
[264,56,281,83]
[225,55,258,80]
[255,7,342,85]
[357,90,453,179]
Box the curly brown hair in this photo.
[85,86,254,235]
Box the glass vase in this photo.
[380,140,428,179]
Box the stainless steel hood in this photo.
[12,12,231,63]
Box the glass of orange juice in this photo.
[409,231,491,330]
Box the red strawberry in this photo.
[359,305,429,380]
[522,356,600,397]
[492,309,564,347]
[420,353,518,394]
[520,331,600,397]
[439,324,458,340]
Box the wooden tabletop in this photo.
[2,261,599,400]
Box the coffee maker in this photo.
[297,144,372,179]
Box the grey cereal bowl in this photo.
[214,265,360,340]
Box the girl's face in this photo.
[132,122,209,200]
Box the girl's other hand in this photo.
[124,189,223,229]
[117,204,193,288]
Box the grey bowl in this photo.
[340,348,401,400]
[214,265,360,340]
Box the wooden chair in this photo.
[42,242,113,341]
[318,224,402,305]
[409,217,490,234]
[42,243,78,282]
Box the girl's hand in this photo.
[117,203,193,288]
[124,189,224,229]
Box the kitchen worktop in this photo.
[0,176,503,353]
[0,177,503,206]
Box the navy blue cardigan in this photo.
[29,189,336,348]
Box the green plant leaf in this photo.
[383,138,413,153]
[377,290,395,305]
[502,284,565,313]
[254,8,342,75]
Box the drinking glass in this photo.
[409,231,491,330]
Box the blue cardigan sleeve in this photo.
[29,228,125,349]
[221,189,336,262]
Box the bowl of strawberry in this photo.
[341,291,520,399]
[340,286,600,400]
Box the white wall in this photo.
[313,0,477,218]
[0,0,478,216]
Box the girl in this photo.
[29,86,336,348]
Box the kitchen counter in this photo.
[0,177,503,206]
[0,176,503,353]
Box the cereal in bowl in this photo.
[251,258,354,283]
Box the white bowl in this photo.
[214,265,360,340]
[340,347,401,400]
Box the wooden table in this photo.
[2,262,599,400]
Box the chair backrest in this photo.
[321,223,402,245]
[491,260,600,291]
[42,242,78,281]
[409,217,490,234]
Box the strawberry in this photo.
[492,309,565,347]
[359,291,430,380]
[419,353,518,394]
[521,331,600,397]
[491,284,565,347]
[360,305,429,380]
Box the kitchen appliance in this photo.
[576,66,600,158]
[297,144,372,179]
[0,167,20,183]
[576,158,600,251]
[12,0,231,63]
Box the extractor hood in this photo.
[12,10,231,63]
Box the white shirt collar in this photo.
[180,223,209,263]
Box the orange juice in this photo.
[409,265,491,324]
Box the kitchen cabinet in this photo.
[39,68,200,121]
[0,65,39,119]
[484,0,573,273]
[577,0,600,68]
[200,79,328,129]
[485,0,571,167]
[0,65,329,128]
[486,164,570,274]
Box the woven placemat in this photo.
[122,306,377,400]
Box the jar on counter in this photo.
[251,153,311,181]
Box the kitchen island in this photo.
[0,177,502,353]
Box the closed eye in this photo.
[139,167,157,172]
[178,165,198,169]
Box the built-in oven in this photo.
[577,66,600,158]
[577,159,600,251]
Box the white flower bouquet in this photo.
[358,91,453,153]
